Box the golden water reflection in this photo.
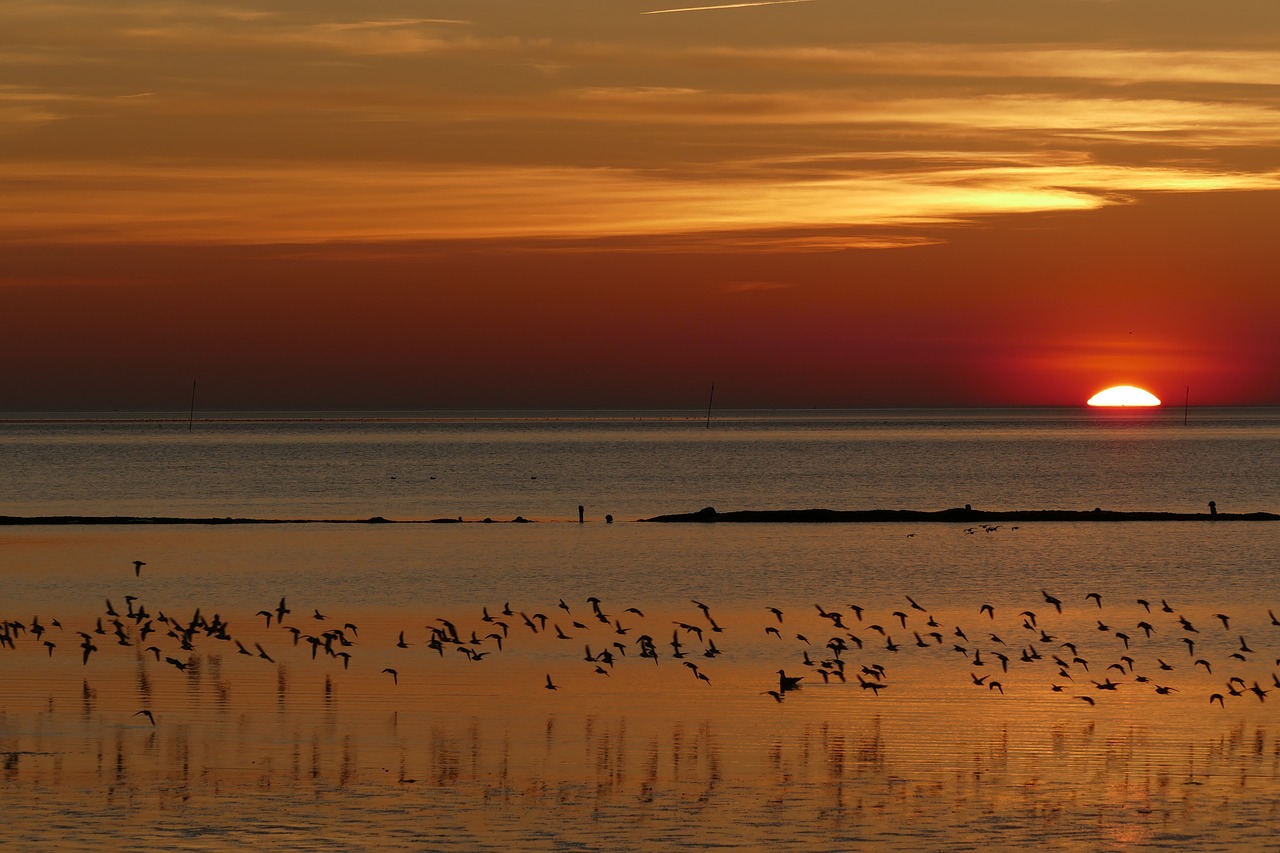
[5,531,1280,850]
[5,649,1280,850]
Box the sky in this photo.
[3,0,1279,411]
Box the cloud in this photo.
[0,85,154,129]
[119,17,483,57]
[5,3,1279,254]
[3,158,1276,247]
[642,0,816,14]
[693,44,1280,88]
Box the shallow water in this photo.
[3,410,1279,850]
[4,521,1280,850]
[3,408,1279,521]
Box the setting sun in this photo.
[1087,385,1162,406]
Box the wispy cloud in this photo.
[642,0,815,14]
[693,44,1280,88]
[120,17,481,57]
[5,1,1280,257]
[3,158,1276,247]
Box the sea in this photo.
[2,407,1279,851]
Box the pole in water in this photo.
[1184,386,1189,426]
[705,381,715,429]
[188,380,197,432]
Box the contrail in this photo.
[642,0,816,14]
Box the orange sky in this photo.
[2,0,1279,410]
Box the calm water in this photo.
[4,407,1279,520]
[3,409,1279,851]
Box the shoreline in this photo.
[641,506,1280,523]
[2,506,1277,526]
[0,515,521,526]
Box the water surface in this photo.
[3,409,1279,850]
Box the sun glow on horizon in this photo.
[1087,385,1161,407]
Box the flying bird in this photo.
[1041,590,1062,613]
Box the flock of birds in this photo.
[759,591,1280,709]
[4,560,1280,723]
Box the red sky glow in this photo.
[3,1,1279,410]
